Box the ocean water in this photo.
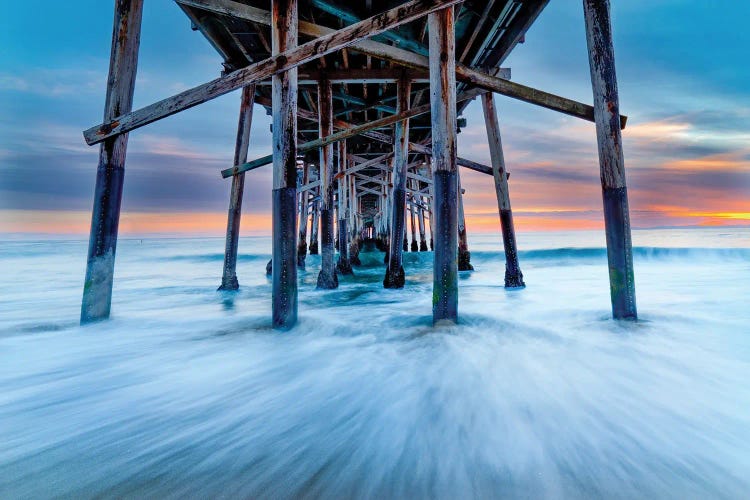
[1,228,749,498]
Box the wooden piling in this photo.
[219,84,255,291]
[429,6,459,324]
[81,0,143,324]
[481,92,525,288]
[317,78,338,289]
[309,180,320,254]
[383,75,411,288]
[271,0,298,328]
[409,190,418,252]
[417,191,428,251]
[457,173,473,271]
[337,141,353,274]
[583,0,637,320]
[297,163,309,268]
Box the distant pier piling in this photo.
[81,0,143,324]
[297,163,309,268]
[383,75,411,288]
[317,78,338,289]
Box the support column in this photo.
[417,191,428,251]
[384,75,411,288]
[81,0,143,324]
[409,193,418,252]
[349,174,362,265]
[457,173,474,271]
[337,141,353,274]
[309,179,320,254]
[219,84,255,290]
[317,78,338,289]
[481,92,524,288]
[271,0,298,328]
[297,163,309,268]
[429,7,458,324]
[583,0,637,320]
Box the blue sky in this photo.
[1,1,748,233]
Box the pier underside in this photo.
[80,0,637,327]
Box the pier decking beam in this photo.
[384,76,411,288]
[317,78,338,289]
[481,92,524,288]
[429,6,459,324]
[584,0,637,320]
[219,84,255,290]
[271,0,298,329]
[80,0,143,324]
[86,0,463,145]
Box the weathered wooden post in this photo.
[583,0,637,320]
[81,0,143,324]
[409,190,418,252]
[337,141,353,274]
[271,0,298,328]
[348,173,362,265]
[297,163,309,268]
[481,92,524,288]
[219,84,255,290]
[417,192,428,251]
[429,6,459,324]
[309,179,320,255]
[457,174,474,271]
[383,75,411,288]
[317,77,338,289]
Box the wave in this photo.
[513,247,750,262]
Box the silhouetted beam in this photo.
[174,0,626,128]
[84,0,463,145]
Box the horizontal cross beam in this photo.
[178,0,626,128]
[83,0,462,145]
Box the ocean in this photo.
[1,228,749,498]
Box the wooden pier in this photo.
[81,0,637,327]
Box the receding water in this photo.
[1,229,749,498]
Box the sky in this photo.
[1,1,749,236]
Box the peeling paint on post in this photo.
[219,84,255,291]
[81,0,144,324]
[383,75,411,288]
[429,7,458,324]
[271,0,298,328]
[583,0,637,320]
[481,92,524,288]
[317,78,338,289]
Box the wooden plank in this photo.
[219,84,255,291]
[481,92,524,288]
[584,0,637,320]
[81,0,144,324]
[271,0,298,329]
[429,6,459,324]
[84,0,463,145]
